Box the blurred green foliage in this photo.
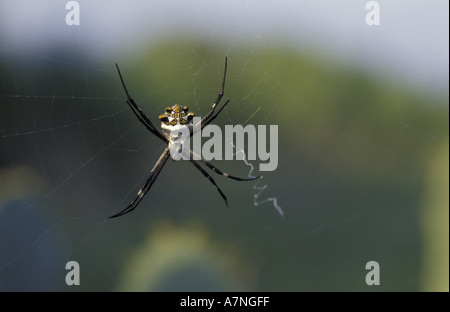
[0,40,448,291]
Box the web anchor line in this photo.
[231,143,284,217]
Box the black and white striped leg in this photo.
[125,100,168,143]
[192,57,228,133]
[115,63,167,143]
[189,150,262,181]
[109,147,171,218]
[189,158,228,206]
[201,99,230,130]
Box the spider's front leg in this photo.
[192,57,230,134]
[115,63,168,143]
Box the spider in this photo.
[109,57,260,218]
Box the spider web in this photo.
[0,1,448,292]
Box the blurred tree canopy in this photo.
[0,40,448,291]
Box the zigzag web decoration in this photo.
[230,141,284,217]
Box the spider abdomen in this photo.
[159,104,194,126]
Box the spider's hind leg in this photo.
[189,150,262,181]
[189,158,228,206]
